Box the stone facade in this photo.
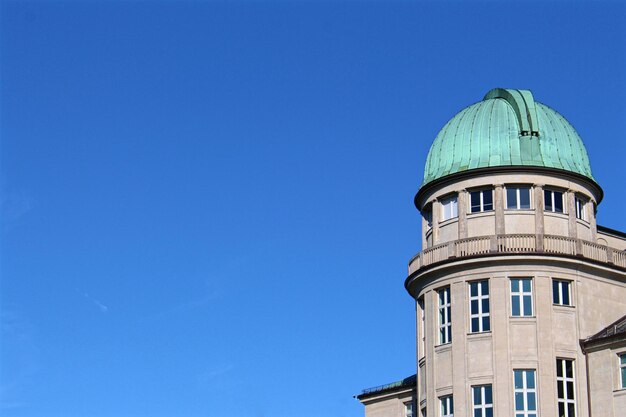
[357,89,626,417]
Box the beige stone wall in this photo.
[360,390,415,417]
[586,343,626,417]
[410,257,626,417]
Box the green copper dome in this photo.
[422,88,594,186]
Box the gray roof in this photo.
[582,314,626,347]
[356,374,416,400]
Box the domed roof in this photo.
[422,88,595,187]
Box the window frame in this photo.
[470,189,494,213]
[469,280,490,333]
[440,395,453,417]
[513,369,537,417]
[438,287,452,345]
[510,278,534,317]
[418,297,425,358]
[405,401,415,417]
[471,385,493,417]
[440,195,458,221]
[552,279,572,306]
[506,186,532,210]
[617,352,626,389]
[544,189,564,213]
[556,358,576,417]
[575,196,586,221]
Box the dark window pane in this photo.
[528,392,536,410]
[474,410,481,417]
[558,403,565,417]
[523,296,533,316]
[514,371,523,388]
[482,298,490,314]
[545,190,552,210]
[512,297,520,316]
[515,392,524,409]
[555,192,564,212]
[520,188,530,209]
[471,300,479,314]
[507,188,518,209]
[522,279,531,292]
[485,409,492,417]
[527,371,535,388]
[483,316,490,331]
[562,283,570,305]
[553,280,559,304]
[483,191,493,210]
[484,386,492,404]
[481,281,489,295]
[567,381,574,399]
[556,360,563,377]
[566,360,573,378]
[567,403,576,417]
[471,192,481,212]
[473,387,481,404]
[470,283,478,297]
[511,279,519,292]
[557,382,564,398]
[471,318,479,332]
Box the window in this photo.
[507,186,531,210]
[469,281,490,332]
[440,395,453,417]
[620,354,626,389]
[438,287,452,344]
[441,195,458,221]
[556,359,576,417]
[405,401,415,417]
[424,208,433,227]
[511,278,533,316]
[514,370,537,417]
[545,189,564,213]
[553,280,572,306]
[472,385,493,417]
[418,297,425,358]
[470,189,493,213]
[575,197,586,220]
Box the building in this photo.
[357,88,626,417]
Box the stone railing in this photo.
[409,234,626,274]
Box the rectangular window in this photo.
[553,279,572,306]
[545,189,564,213]
[575,197,586,220]
[418,297,425,358]
[556,359,576,417]
[470,189,494,213]
[441,195,458,221]
[511,278,533,316]
[472,385,493,417]
[438,287,452,344]
[405,402,415,417]
[469,281,490,332]
[514,370,537,417]
[440,395,453,417]
[506,186,531,210]
[424,208,433,227]
[620,354,626,389]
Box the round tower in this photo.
[405,89,626,417]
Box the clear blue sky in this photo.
[1,2,625,416]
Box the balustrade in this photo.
[409,234,626,274]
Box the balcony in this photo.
[409,234,626,275]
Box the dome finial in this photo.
[484,88,540,136]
